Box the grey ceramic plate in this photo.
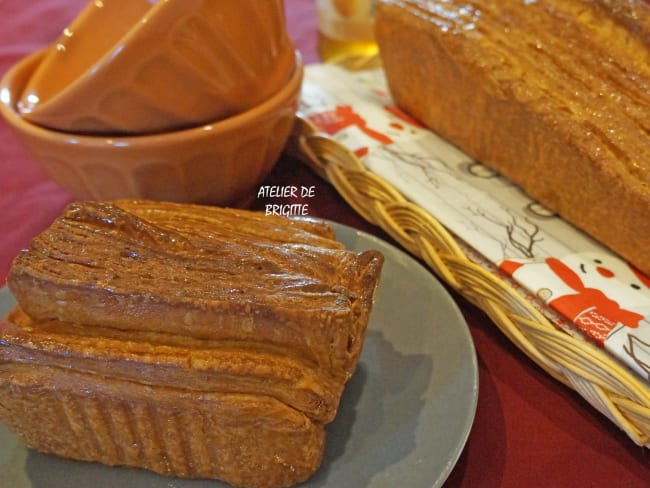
[0,222,478,488]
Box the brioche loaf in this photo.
[375,0,650,275]
[1,200,384,488]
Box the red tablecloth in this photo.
[0,1,648,486]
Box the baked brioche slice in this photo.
[0,358,325,488]
[8,200,384,379]
[1,201,384,488]
[2,306,346,423]
[375,0,650,274]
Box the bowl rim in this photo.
[18,0,159,115]
[0,48,303,147]
[18,0,296,134]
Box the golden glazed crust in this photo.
[8,200,384,378]
[375,0,650,274]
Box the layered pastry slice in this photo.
[0,200,384,488]
[8,199,383,378]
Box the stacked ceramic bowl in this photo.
[0,0,302,205]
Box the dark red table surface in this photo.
[0,1,648,486]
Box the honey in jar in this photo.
[316,0,378,61]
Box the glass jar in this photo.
[316,0,378,61]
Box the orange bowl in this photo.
[17,0,296,135]
[1,48,303,206]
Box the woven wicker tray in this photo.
[288,55,650,448]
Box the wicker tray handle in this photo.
[288,110,650,447]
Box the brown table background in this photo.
[0,1,648,486]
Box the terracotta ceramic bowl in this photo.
[1,49,303,206]
[17,0,296,135]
